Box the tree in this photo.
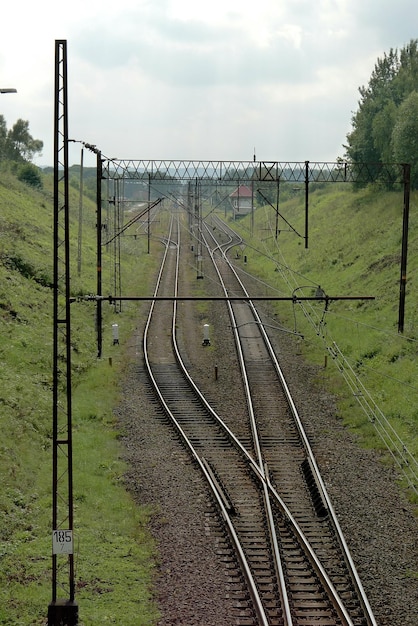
[345,48,400,166]
[345,39,418,188]
[17,162,43,188]
[396,40,418,99]
[0,115,7,161]
[392,91,418,187]
[3,118,43,162]
[372,101,397,164]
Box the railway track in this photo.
[142,209,377,625]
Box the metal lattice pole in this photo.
[96,150,103,358]
[398,163,411,333]
[48,39,78,626]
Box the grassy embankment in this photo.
[225,182,418,503]
[0,164,164,625]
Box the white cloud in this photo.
[1,0,418,166]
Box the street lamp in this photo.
[0,88,17,94]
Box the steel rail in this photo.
[200,225,294,625]
[142,214,270,626]
[165,213,361,624]
[209,214,378,626]
[203,220,358,626]
[144,222,359,618]
[142,211,371,624]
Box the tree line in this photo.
[345,39,418,187]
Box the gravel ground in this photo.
[116,253,418,626]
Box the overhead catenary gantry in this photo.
[102,157,404,184]
[102,157,411,333]
[102,159,408,247]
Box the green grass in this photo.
[2,164,417,623]
[0,164,162,624]
[71,361,158,626]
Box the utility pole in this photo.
[148,173,151,254]
[77,148,84,276]
[275,177,280,240]
[96,149,103,357]
[398,163,411,333]
[304,161,309,248]
[49,39,78,626]
[69,139,103,355]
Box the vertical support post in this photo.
[97,150,103,358]
[188,181,193,231]
[304,160,309,249]
[251,180,254,236]
[275,176,280,240]
[49,39,78,625]
[112,178,122,314]
[116,179,122,312]
[77,148,84,277]
[398,163,411,333]
[195,179,203,279]
[147,172,151,254]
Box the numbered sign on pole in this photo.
[52,529,73,555]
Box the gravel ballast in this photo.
[116,253,418,626]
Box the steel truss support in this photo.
[49,40,78,626]
[102,158,406,185]
[102,158,410,330]
[102,158,407,252]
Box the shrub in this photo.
[17,163,43,188]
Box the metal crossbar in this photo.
[102,158,406,184]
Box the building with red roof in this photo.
[229,184,253,217]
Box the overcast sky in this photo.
[1,0,418,167]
